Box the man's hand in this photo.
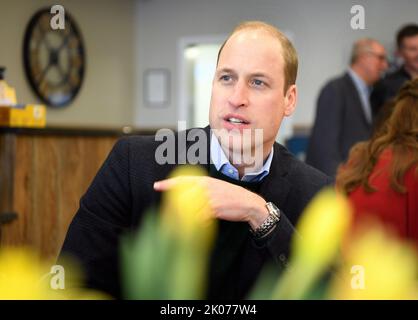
[154,176,269,230]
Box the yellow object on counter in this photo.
[0,80,17,105]
[0,104,46,128]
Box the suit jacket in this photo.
[306,73,372,177]
[59,127,330,299]
[370,67,411,118]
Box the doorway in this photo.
[178,36,225,129]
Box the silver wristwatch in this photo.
[251,202,281,239]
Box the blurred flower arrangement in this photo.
[0,247,108,299]
[1,165,416,299]
[0,248,52,299]
[121,166,418,300]
[265,188,418,299]
[121,166,217,299]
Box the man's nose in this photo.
[228,81,249,108]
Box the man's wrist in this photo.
[250,202,281,239]
[247,195,269,230]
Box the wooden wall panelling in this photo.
[0,132,119,260]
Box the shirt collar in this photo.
[348,68,370,95]
[210,133,274,182]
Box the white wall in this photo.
[0,0,135,127]
[134,0,418,129]
[192,44,221,128]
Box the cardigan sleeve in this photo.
[251,172,332,268]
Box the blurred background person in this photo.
[372,99,396,138]
[336,79,418,246]
[371,24,418,118]
[306,39,388,177]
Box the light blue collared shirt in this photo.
[210,133,274,182]
[348,68,372,124]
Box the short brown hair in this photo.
[396,24,418,49]
[216,21,298,92]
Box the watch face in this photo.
[266,202,281,220]
[23,8,86,107]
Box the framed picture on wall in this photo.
[144,69,170,108]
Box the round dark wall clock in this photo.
[23,8,86,107]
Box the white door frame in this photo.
[177,35,227,127]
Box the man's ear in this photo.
[284,84,297,117]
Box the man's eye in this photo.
[251,79,265,87]
[220,75,232,82]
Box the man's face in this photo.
[399,35,418,74]
[362,42,388,84]
[209,30,296,158]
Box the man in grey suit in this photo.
[306,38,388,177]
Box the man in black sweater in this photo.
[59,21,330,299]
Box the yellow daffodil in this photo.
[0,247,108,300]
[0,247,50,299]
[161,166,216,248]
[122,165,217,299]
[162,166,217,299]
[328,221,418,300]
[273,188,352,299]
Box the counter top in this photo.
[0,125,161,137]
